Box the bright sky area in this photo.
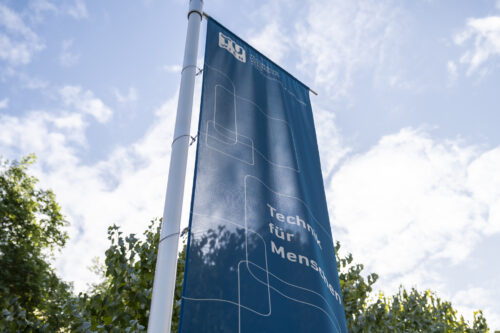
[1,0,499,328]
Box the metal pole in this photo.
[148,0,203,332]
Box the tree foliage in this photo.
[335,242,489,332]
[63,220,187,333]
[0,155,70,331]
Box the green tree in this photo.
[0,155,71,331]
[361,288,488,332]
[335,241,488,332]
[67,219,187,332]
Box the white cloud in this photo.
[452,287,500,329]
[330,129,500,275]
[244,0,405,97]
[248,22,291,63]
[26,0,88,23]
[312,101,350,182]
[0,5,39,42]
[2,67,49,90]
[453,16,500,75]
[163,64,182,73]
[67,0,88,20]
[0,2,89,66]
[27,0,58,23]
[295,0,403,97]
[59,85,112,123]
[0,97,8,109]
[467,148,500,235]
[114,87,138,103]
[17,73,49,90]
[0,111,87,164]
[50,98,178,290]
[59,39,80,67]
[447,60,458,84]
[0,4,45,65]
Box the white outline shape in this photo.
[243,261,342,333]
[212,84,300,171]
[214,84,237,144]
[204,121,255,165]
[205,61,307,107]
[202,67,301,172]
[202,122,302,172]
[185,212,342,332]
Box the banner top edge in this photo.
[206,15,315,95]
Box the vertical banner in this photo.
[179,18,348,333]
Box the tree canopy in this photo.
[336,242,488,332]
[0,155,70,331]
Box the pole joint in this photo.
[171,134,189,146]
[159,231,180,244]
[187,9,202,20]
[171,134,197,147]
[181,65,202,75]
[187,0,203,20]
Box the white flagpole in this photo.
[148,0,203,332]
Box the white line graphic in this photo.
[204,62,307,107]
[185,211,341,332]
[202,67,301,172]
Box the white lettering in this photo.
[298,254,309,266]
[287,252,297,262]
[276,213,285,222]
[269,241,342,305]
[271,240,285,259]
[267,203,276,217]
[266,203,323,251]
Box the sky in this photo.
[1,0,500,328]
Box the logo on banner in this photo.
[218,32,246,63]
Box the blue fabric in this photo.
[179,18,348,333]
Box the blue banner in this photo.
[179,18,348,333]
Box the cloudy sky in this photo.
[1,0,499,328]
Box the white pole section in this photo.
[148,1,203,332]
